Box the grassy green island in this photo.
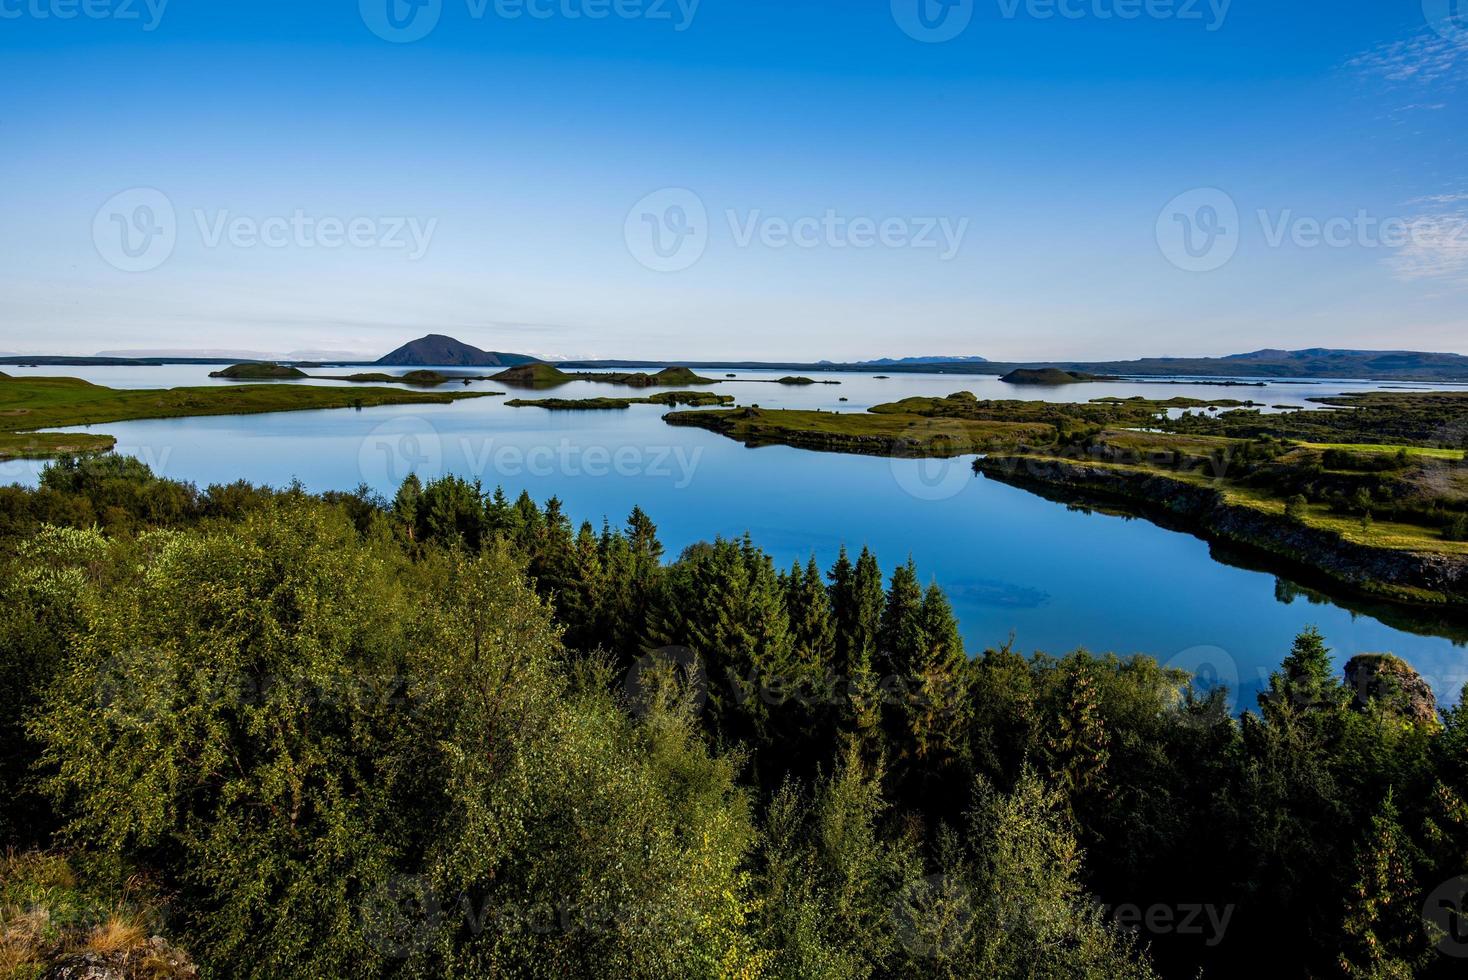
[999,367,1108,385]
[208,362,309,380]
[666,390,1468,607]
[0,374,494,460]
[312,369,456,385]
[506,391,734,410]
[967,391,1468,606]
[492,364,719,389]
[310,370,507,392]
[663,399,1056,457]
[665,391,1204,455]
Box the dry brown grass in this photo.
[85,914,149,956]
[0,906,49,976]
[0,850,193,978]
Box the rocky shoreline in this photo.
[977,454,1468,607]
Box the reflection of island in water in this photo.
[1025,490,1468,647]
[945,578,1051,611]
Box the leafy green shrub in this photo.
[1284,494,1309,523]
[29,501,762,979]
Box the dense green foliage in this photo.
[4,457,1468,978]
[1168,391,1468,448]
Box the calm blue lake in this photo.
[5,364,1465,707]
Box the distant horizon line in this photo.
[13,340,1468,365]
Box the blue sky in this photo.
[0,0,1464,361]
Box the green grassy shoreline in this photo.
[663,405,1055,457]
[0,375,493,461]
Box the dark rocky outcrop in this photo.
[41,936,196,979]
[1344,654,1438,725]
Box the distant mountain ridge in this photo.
[559,348,1468,382]
[1044,348,1468,381]
[6,340,1467,382]
[855,355,990,366]
[376,334,540,367]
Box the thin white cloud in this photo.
[1409,193,1468,205]
[1389,207,1468,286]
[1347,28,1465,86]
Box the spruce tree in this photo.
[918,582,964,673]
[391,474,421,542]
[788,556,836,671]
[879,558,926,677]
[851,547,885,675]
[1045,665,1112,810]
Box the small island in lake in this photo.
[507,391,734,410]
[492,364,718,389]
[209,363,308,380]
[313,370,472,386]
[1000,368,1109,385]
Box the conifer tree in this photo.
[879,558,926,677]
[1262,626,1346,719]
[1339,793,1428,978]
[391,474,421,541]
[484,485,515,537]
[851,548,885,673]
[918,582,964,673]
[787,555,836,671]
[1045,665,1112,809]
